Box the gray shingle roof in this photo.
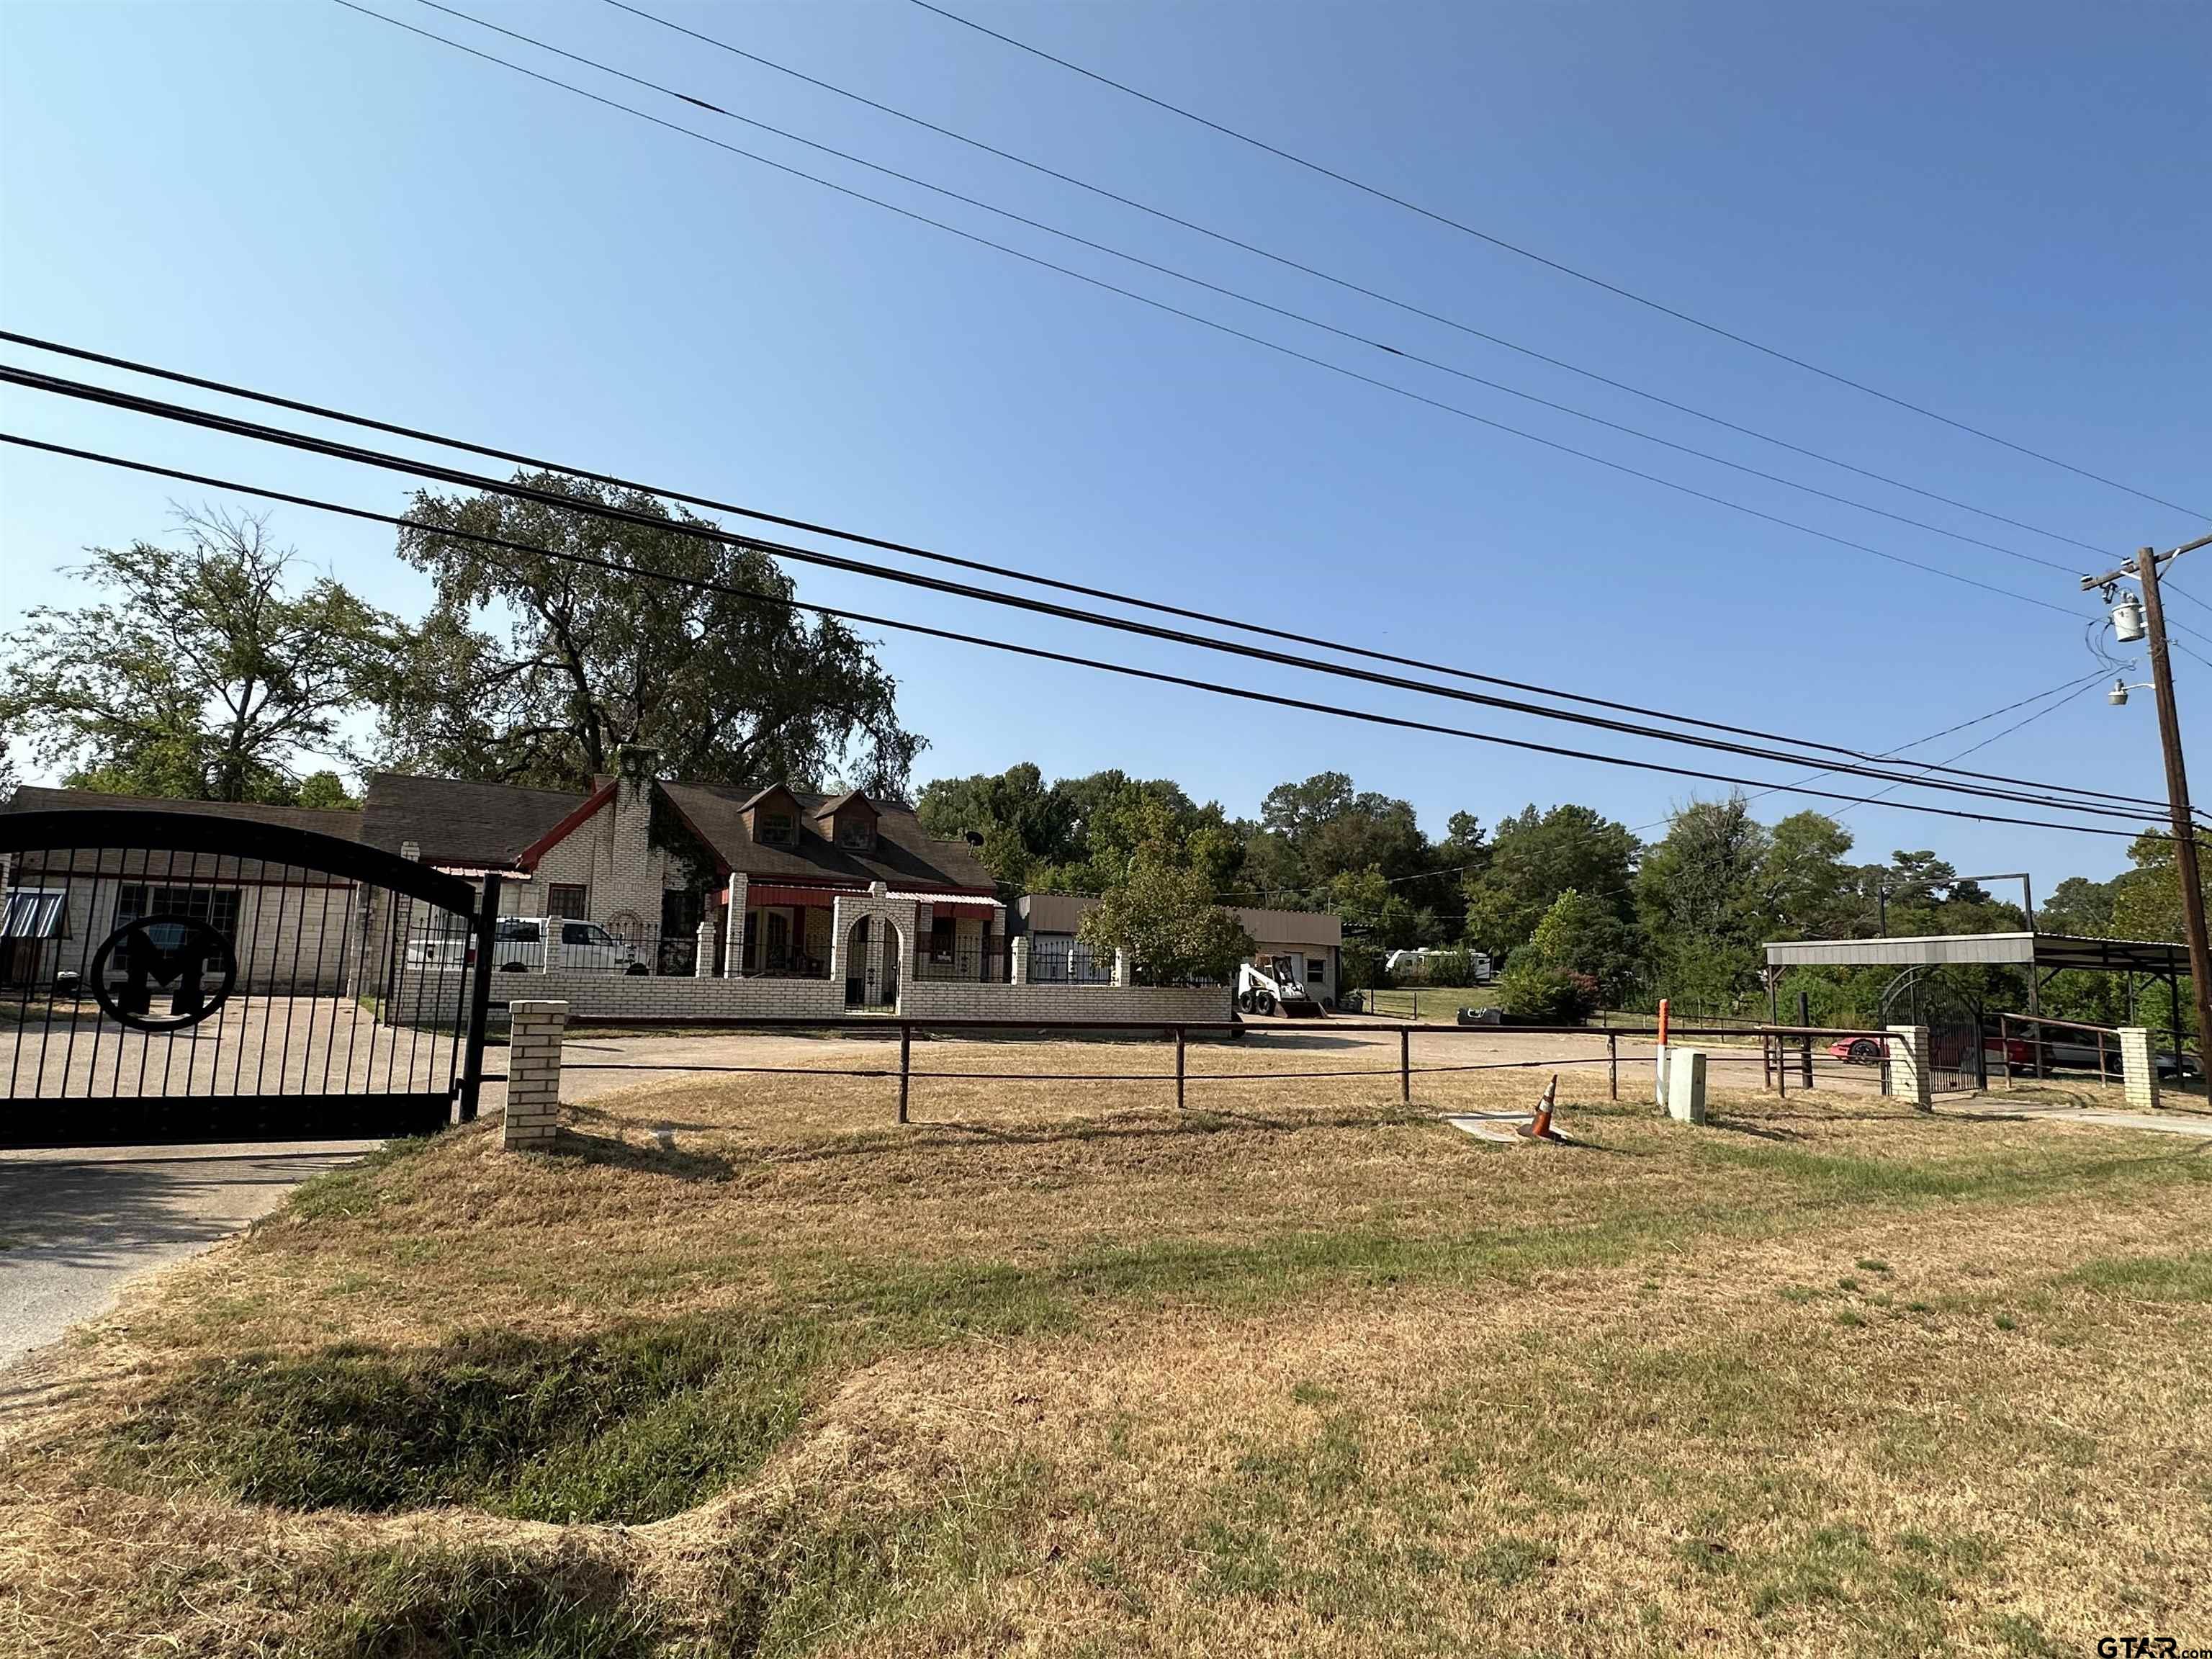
[353,772,994,891]
[359,773,588,868]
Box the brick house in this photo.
[359,749,1003,1004]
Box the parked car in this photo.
[1829,1035,1887,1065]
[492,917,647,974]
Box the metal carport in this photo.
[1761,930,2191,1054]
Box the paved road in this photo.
[0,1141,378,1375]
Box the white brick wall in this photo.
[391,967,847,1023]
[899,981,1231,1023]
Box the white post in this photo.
[1887,1024,1933,1110]
[503,999,567,1151]
[694,915,716,979]
[2118,1026,2160,1111]
[1010,936,1030,986]
[1112,948,1130,988]
[724,873,747,977]
[1664,1047,1707,1124]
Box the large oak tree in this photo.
[0,508,393,802]
[375,473,922,794]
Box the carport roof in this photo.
[1763,930,2188,976]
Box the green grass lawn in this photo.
[1357,984,1501,1022]
[4,1046,2208,1657]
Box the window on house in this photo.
[547,883,588,920]
[839,817,874,850]
[760,811,793,845]
[1307,958,1325,983]
[115,885,241,940]
[929,916,955,963]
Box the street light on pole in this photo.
[2082,530,2212,1074]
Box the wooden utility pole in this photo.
[2128,545,2212,1067]
[2084,535,2212,1074]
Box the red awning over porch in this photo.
[745,884,861,908]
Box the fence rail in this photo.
[551,1015,1902,1124]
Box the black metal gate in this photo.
[1927,1020,1987,1094]
[0,808,498,1148]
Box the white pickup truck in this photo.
[405,916,647,975]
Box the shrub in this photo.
[1498,963,1597,1024]
[1423,948,1479,988]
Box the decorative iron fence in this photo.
[913,935,1012,983]
[1025,937,1113,984]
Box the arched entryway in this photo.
[842,914,903,1010]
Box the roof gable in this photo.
[660,782,994,893]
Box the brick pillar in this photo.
[1887,1024,1932,1110]
[2118,1026,2160,1111]
[1112,948,1130,987]
[503,999,567,1150]
[724,873,747,977]
[694,916,716,979]
[1010,937,1030,986]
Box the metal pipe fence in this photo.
[552,1015,1904,1125]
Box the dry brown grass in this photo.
[3,1038,2208,1657]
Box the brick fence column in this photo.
[695,916,716,979]
[1112,948,1130,988]
[724,873,747,977]
[503,999,567,1150]
[2118,1026,2160,1111]
[1887,1024,1932,1110]
[1010,936,1029,986]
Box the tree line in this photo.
[922,763,2199,1028]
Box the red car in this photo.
[1828,1036,1886,1064]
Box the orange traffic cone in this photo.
[1522,1074,1559,1141]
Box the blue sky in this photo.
[2,0,2206,888]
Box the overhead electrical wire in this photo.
[0,427,2177,848]
[1,355,2167,822]
[387,0,2075,577]
[907,0,2206,521]
[1832,678,2107,819]
[319,1,2092,621]
[590,0,2117,566]
[3,331,2149,813]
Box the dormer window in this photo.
[760,810,793,846]
[839,817,874,851]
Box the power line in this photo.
[1,332,2147,815]
[1832,678,2105,819]
[319,1,2092,621]
[596,0,2114,566]
[4,358,2165,822]
[1,427,2175,847]
[419,0,2090,580]
[907,0,2206,522]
